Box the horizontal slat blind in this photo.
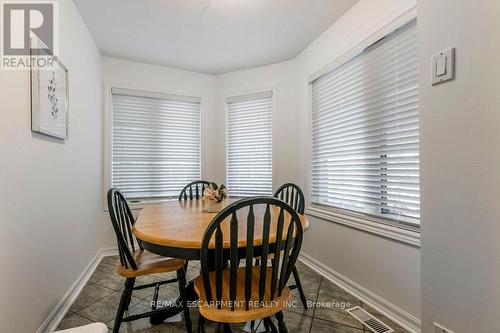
[311,20,419,225]
[227,91,273,197]
[112,89,201,199]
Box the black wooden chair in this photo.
[274,183,305,215]
[107,188,192,333]
[273,183,308,310]
[178,180,213,274]
[179,180,212,201]
[193,196,304,333]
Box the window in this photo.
[111,88,201,200]
[226,91,273,197]
[311,20,419,226]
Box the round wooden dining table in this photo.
[132,198,309,324]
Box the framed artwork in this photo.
[30,37,68,140]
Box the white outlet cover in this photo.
[431,48,455,85]
[434,322,454,333]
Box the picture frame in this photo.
[30,36,69,140]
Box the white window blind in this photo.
[227,91,273,197]
[311,20,419,226]
[112,88,201,199]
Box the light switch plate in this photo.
[431,48,455,85]
[434,322,454,333]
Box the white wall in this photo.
[213,60,300,188]
[295,0,421,327]
[0,1,105,332]
[419,0,500,332]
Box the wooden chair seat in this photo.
[255,251,281,261]
[116,250,185,278]
[108,188,192,333]
[194,266,291,323]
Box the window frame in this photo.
[225,90,274,198]
[103,84,205,210]
[304,7,420,247]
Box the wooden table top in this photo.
[133,199,309,249]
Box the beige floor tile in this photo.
[94,274,155,300]
[100,255,119,267]
[266,311,313,333]
[107,301,199,333]
[310,318,363,332]
[89,265,114,283]
[313,279,362,329]
[77,292,141,323]
[64,255,407,333]
[57,313,94,330]
[69,283,115,312]
[284,288,318,317]
[292,274,321,294]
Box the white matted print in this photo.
[30,37,68,139]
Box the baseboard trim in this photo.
[298,252,421,333]
[37,247,118,333]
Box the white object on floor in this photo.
[242,319,267,333]
[54,323,108,333]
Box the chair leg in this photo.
[263,318,270,332]
[113,278,134,333]
[177,268,193,333]
[275,311,288,333]
[151,282,160,310]
[197,314,206,333]
[291,266,308,310]
[124,277,135,311]
[264,317,278,333]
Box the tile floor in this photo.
[57,256,409,333]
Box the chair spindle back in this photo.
[178,180,211,201]
[107,188,138,270]
[274,183,305,215]
[200,196,303,311]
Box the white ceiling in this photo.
[74,0,358,75]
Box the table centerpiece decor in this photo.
[202,183,228,213]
